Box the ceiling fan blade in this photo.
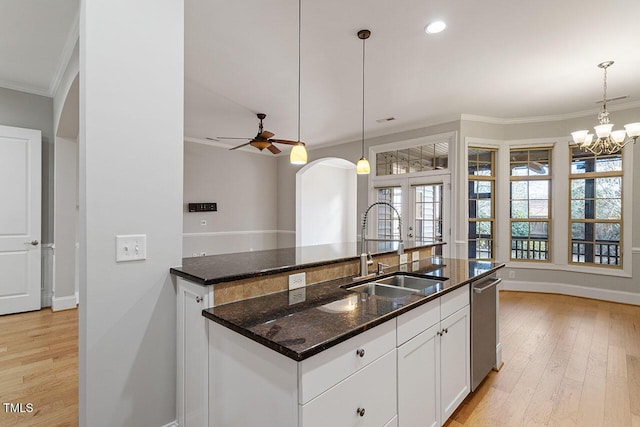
[217,136,253,140]
[266,144,281,154]
[271,139,304,146]
[229,141,253,150]
[260,130,275,139]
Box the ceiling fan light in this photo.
[594,123,613,138]
[290,143,307,165]
[611,130,627,144]
[356,157,371,174]
[624,122,640,138]
[571,130,589,144]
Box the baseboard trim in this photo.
[160,421,178,427]
[51,295,77,311]
[501,280,640,306]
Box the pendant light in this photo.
[356,29,371,174]
[289,0,308,165]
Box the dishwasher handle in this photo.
[473,277,502,294]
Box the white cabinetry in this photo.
[396,284,470,427]
[176,277,213,427]
[209,318,397,427]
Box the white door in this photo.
[440,306,471,422]
[0,125,41,315]
[397,323,440,427]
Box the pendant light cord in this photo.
[297,0,301,144]
[361,35,365,158]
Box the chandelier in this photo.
[570,61,640,155]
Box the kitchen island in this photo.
[171,243,503,427]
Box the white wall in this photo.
[296,159,356,246]
[79,0,183,425]
[183,140,280,256]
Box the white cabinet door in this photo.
[0,126,41,315]
[397,323,440,427]
[177,278,213,427]
[300,349,397,427]
[440,306,470,422]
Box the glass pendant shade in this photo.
[611,130,627,143]
[290,144,307,165]
[356,157,371,174]
[571,130,589,144]
[594,123,613,138]
[581,134,594,147]
[625,122,640,138]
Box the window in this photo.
[413,184,443,243]
[376,142,449,176]
[510,148,552,261]
[468,148,496,259]
[569,147,623,267]
[376,187,402,240]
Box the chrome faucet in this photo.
[359,201,404,277]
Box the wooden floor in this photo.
[446,291,640,427]
[0,293,639,426]
[0,308,78,427]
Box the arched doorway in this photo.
[296,158,357,247]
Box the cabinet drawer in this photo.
[440,284,469,319]
[396,298,439,346]
[299,319,396,404]
[300,349,397,427]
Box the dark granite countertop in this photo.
[203,257,505,361]
[170,240,443,285]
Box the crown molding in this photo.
[0,79,51,97]
[49,7,80,97]
[461,101,640,125]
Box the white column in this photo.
[79,0,184,425]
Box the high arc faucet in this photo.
[359,201,405,277]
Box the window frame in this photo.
[568,146,624,269]
[509,146,553,263]
[467,147,496,260]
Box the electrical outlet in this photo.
[288,272,306,290]
[508,270,516,279]
[289,288,306,305]
[201,219,207,226]
[116,234,147,262]
[412,251,420,261]
[399,253,408,265]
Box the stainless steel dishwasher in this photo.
[470,274,502,391]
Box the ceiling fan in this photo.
[207,113,303,155]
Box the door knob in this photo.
[24,240,39,246]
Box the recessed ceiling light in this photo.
[425,21,446,34]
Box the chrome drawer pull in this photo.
[473,278,502,294]
[356,348,365,358]
[357,408,365,417]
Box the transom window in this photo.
[510,148,552,261]
[468,148,496,260]
[376,142,449,176]
[569,147,623,267]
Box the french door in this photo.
[372,175,451,258]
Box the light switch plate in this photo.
[288,272,306,290]
[412,251,420,262]
[399,253,408,265]
[116,234,147,262]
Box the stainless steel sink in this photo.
[376,274,444,296]
[346,282,419,298]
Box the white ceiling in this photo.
[2,0,639,149]
[0,0,78,96]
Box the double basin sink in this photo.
[343,273,447,298]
